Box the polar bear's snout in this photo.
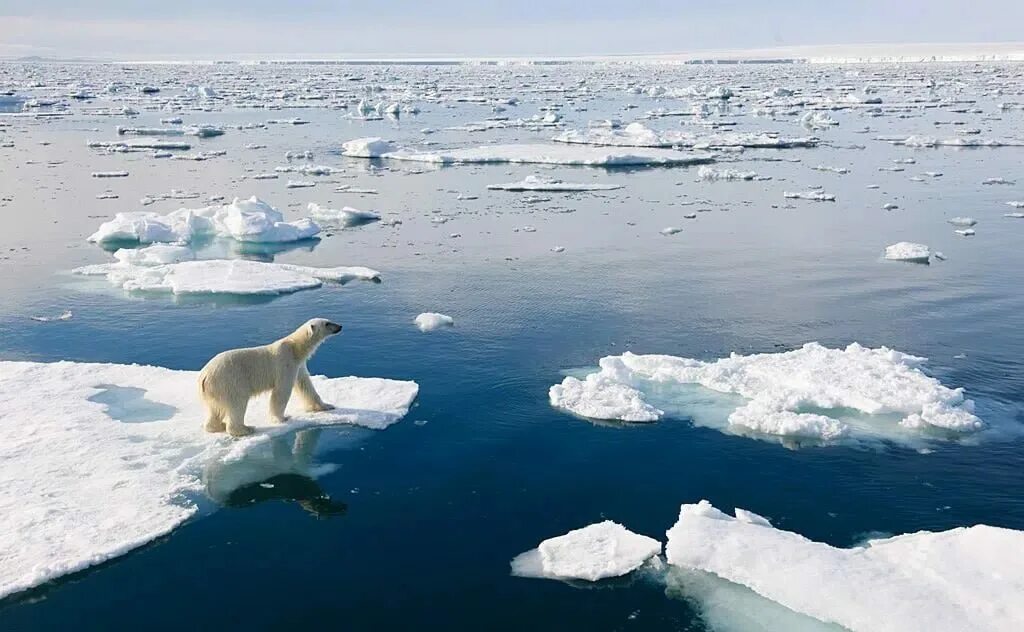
[326,321,342,334]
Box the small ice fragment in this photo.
[30,310,73,322]
[955,229,975,236]
[947,217,977,227]
[885,242,931,263]
[784,191,836,202]
[92,171,129,178]
[414,313,454,332]
[661,226,683,235]
[511,521,662,582]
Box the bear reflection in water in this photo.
[205,428,348,518]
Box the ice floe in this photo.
[784,191,836,202]
[885,241,931,263]
[307,203,381,227]
[486,175,623,192]
[665,500,1024,632]
[510,521,662,582]
[697,166,762,181]
[553,123,817,149]
[415,312,454,332]
[88,196,320,245]
[550,343,982,443]
[0,360,418,600]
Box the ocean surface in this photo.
[1,60,1023,630]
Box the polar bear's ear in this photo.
[308,322,317,335]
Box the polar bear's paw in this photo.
[204,419,226,433]
[306,403,335,413]
[228,424,256,437]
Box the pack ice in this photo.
[88,196,320,245]
[553,123,817,149]
[665,500,1024,632]
[510,521,661,581]
[74,246,380,296]
[0,360,418,600]
[549,343,982,443]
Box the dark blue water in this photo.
[2,61,1024,630]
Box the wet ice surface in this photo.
[2,59,1024,629]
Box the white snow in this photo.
[510,521,661,582]
[414,312,454,332]
[665,500,1024,632]
[307,203,381,227]
[486,175,623,192]
[0,360,418,600]
[549,343,982,442]
[885,241,931,263]
[74,253,380,296]
[88,196,320,245]
[343,139,715,167]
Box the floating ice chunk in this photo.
[810,165,849,174]
[286,180,316,188]
[1006,201,1024,208]
[697,166,761,181]
[487,175,622,192]
[307,203,380,227]
[661,226,683,236]
[349,140,714,168]
[341,137,397,158]
[75,257,379,295]
[982,177,1015,185]
[955,229,976,236]
[886,135,1024,148]
[882,203,898,210]
[800,111,839,130]
[784,191,836,202]
[414,312,454,332]
[549,343,982,442]
[1005,212,1024,219]
[885,242,931,263]
[665,500,1024,632]
[29,310,73,323]
[947,217,977,227]
[92,170,129,178]
[511,521,661,582]
[88,197,320,245]
[553,123,816,149]
[0,360,417,600]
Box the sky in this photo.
[1,1,1022,60]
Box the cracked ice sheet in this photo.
[549,343,991,447]
[665,501,1024,632]
[0,360,418,600]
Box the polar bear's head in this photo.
[305,318,343,339]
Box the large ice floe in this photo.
[486,175,623,192]
[510,521,662,582]
[552,123,817,149]
[665,500,1024,632]
[0,360,418,600]
[341,136,714,167]
[88,196,320,245]
[549,343,983,444]
[73,245,380,296]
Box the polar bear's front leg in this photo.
[294,364,334,412]
[269,380,293,424]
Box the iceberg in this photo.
[510,521,661,582]
[486,175,623,192]
[414,312,454,332]
[0,360,418,600]
[549,343,982,443]
[88,196,321,245]
[884,241,931,263]
[665,501,1024,632]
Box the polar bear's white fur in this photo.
[198,318,342,437]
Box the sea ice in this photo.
[553,123,816,149]
[414,313,454,332]
[784,191,836,202]
[341,137,397,158]
[665,500,1024,632]
[0,360,418,600]
[549,343,982,442]
[486,175,623,192]
[884,241,931,263]
[510,521,662,582]
[697,166,762,181]
[948,217,977,227]
[91,170,129,178]
[88,196,320,245]
[307,203,381,227]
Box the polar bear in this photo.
[198,318,342,437]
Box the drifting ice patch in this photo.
[307,203,380,227]
[415,312,454,332]
[0,360,418,600]
[341,138,714,167]
[511,521,662,582]
[553,123,817,149]
[341,137,397,158]
[884,242,931,263]
[784,191,836,202]
[486,175,623,192]
[549,343,983,443]
[697,166,762,181]
[74,253,380,296]
[88,196,321,245]
[665,500,1024,632]
[883,135,1024,148]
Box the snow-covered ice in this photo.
[553,123,817,149]
[784,191,836,202]
[486,175,623,192]
[0,360,418,600]
[415,312,454,332]
[88,196,320,245]
[550,343,982,442]
[884,241,931,263]
[307,203,381,227]
[510,521,661,582]
[697,166,762,181]
[665,500,1024,632]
